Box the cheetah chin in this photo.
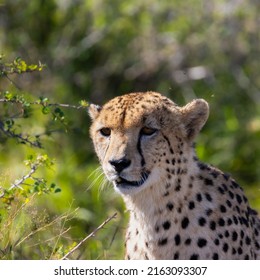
[113,171,150,189]
[110,171,152,196]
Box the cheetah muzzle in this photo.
[89,91,260,260]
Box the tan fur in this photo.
[89,91,260,260]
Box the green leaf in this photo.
[4,91,13,100]
[42,106,50,114]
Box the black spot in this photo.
[228,191,235,199]
[163,191,169,197]
[236,194,242,204]
[227,218,233,225]
[232,248,237,255]
[172,159,176,165]
[243,195,248,203]
[236,206,241,214]
[189,201,195,210]
[198,217,206,226]
[190,254,199,260]
[238,247,243,255]
[196,193,202,202]
[204,178,213,186]
[166,202,174,211]
[175,185,181,192]
[134,244,138,251]
[210,221,216,231]
[226,200,232,208]
[163,221,171,230]
[220,205,227,213]
[212,253,219,260]
[218,186,225,195]
[127,255,131,260]
[145,253,149,260]
[241,217,249,227]
[185,238,191,245]
[214,238,220,246]
[228,191,234,199]
[181,217,190,229]
[218,218,225,226]
[223,243,229,253]
[206,209,213,216]
[222,173,230,181]
[198,162,207,170]
[175,234,181,246]
[197,238,207,248]
[222,183,228,191]
[233,216,238,225]
[204,193,212,202]
[225,230,230,238]
[245,236,251,245]
[232,180,239,189]
[173,252,179,260]
[240,230,245,239]
[232,231,238,241]
[158,238,168,246]
[155,225,160,233]
[244,254,249,260]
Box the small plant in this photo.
[0,56,117,260]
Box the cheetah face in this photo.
[89,92,209,195]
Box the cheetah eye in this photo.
[100,127,111,137]
[140,127,157,136]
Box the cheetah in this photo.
[89,91,260,260]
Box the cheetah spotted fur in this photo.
[89,91,260,260]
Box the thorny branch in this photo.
[61,212,118,260]
[0,98,89,110]
[9,163,38,191]
[0,121,42,148]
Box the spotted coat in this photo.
[89,91,260,260]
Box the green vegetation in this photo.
[0,0,259,259]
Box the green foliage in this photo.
[0,0,259,259]
[0,56,45,76]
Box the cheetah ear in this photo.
[88,104,102,120]
[180,99,209,140]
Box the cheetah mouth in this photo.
[114,172,150,188]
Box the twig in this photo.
[61,212,117,260]
[9,164,38,191]
[0,121,42,148]
[2,74,22,90]
[0,98,89,110]
[0,186,5,198]
[15,209,78,248]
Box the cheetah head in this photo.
[89,92,209,195]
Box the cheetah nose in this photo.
[109,158,131,173]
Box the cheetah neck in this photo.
[123,154,199,235]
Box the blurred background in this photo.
[0,0,259,259]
